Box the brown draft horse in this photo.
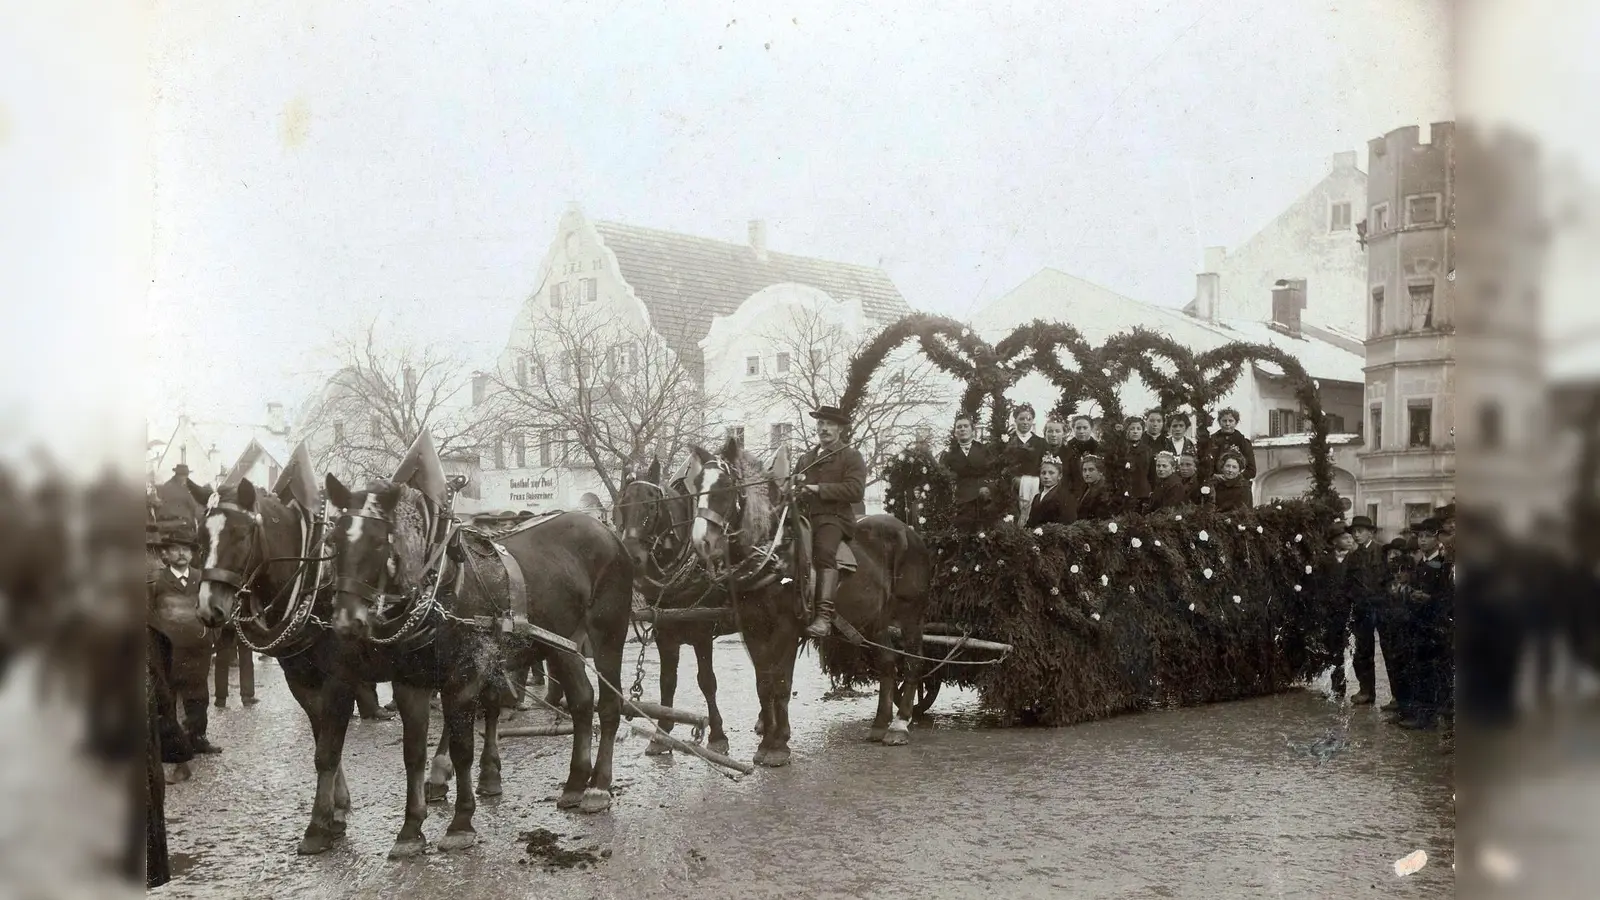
[613,459,732,756]
[324,476,632,856]
[684,438,933,766]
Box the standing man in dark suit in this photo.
[1345,515,1388,705]
[149,527,222,754]
[940,413,994,530]
[1397,518,1455,730]
[1207,407,1257,480]
[794,404,868,638]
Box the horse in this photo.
[614,459,733,756]
[323,475,632,850]
[683,437,934,766]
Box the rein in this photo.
[203,499,332,655]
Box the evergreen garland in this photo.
[881,446,957,533]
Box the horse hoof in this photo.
[645,739,673,756]
[708,736,730,756]
[882,727,910,747]
[297,830,339,856]
[387,837,427,860]
[475,778,502,798]
[867,727,888,743]
[330,818,349,836]
[758,747,791,768]
[557,790,584,810]
[437,830,477,852]
[579,788,612,814]
[424,782,449,804]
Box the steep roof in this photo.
[592,221,913,376]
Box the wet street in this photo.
[131,635,1455,899]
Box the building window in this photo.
[1407,399,1433,448]
[1370,287,1385,338]
[370,415,382,438]
[471,373,488,406]
[1268,408,1301,437]
[559,351,574,384]
[1480,402,1502,449]
[592,258,604,271]
[746,356,761,377]
[539,431,554,467]
[627,343,639,374]
[493,436,505,470]
[1404,502,1432,529]
[1370,202,1390,233]
[550,282,567,309]
[1369,405,1382,450]
[565,429,580,464]
[333,421,346,444]
[1408,282,1435,330]
[580,277,598,305]
[726,425,746,448]
[1406,194,1442,226]
[769,422,794,450]
[776,352,791,375]
[810,349,824,371]
[1325,414,1346,433]
[516,355,528,387]
[1329,201,1352,231]
[1366,502,1379,526]
[510,432,526,468]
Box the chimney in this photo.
[1331,150,1358,171]
[1270,278,1306,338]
[1194,273,1220,323]
[266,402,288,436]
[748,220,768,263]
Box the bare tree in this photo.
[480,306,716,502]
[297,320,488,484]
[746,304,953,484]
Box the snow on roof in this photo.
[1252,432,1363,448]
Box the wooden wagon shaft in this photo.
[921,633,1014,653]
[625,719,754,775]
[624,699,710,728]
[630,606,734,625]
[495,722,575,738]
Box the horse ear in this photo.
[770,444,791,482]
[647,458,661,484]
[325,474,352,510]
[237,479,257,511]
[719,435,740,462]
[684,450,703,492]
[187,480,211,508]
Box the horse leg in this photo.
[550,653,596,810]
[477,688,503,798]
[868,641,896,743]
[583,619,625,814]
[692,629,729,755]
[883,620,918,747]
[437,691,479,851]
[762,629,801,767]
[749,636,775,766]
[425,719,452,804]
[646,638,682,756]
[388,684,433,859]
[298,682,353,855]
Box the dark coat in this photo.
[1208,429,1257,479]
[1180,474,1203,506]
[1160,436,1198,462]
[1124,440,1153,499]
[940,442,995,504]
[795,443,868,539]
[1317,550,1355,635]
[1347,540,1388,611]
[1147,474,1188,512]
[1061,437,1100,496]
[1076,481,1119,521]
[1002,432,1048,479]
[1410,550,1455,634]
[1209,475,1252,512]
[1025,484,1069,528]
[148,566,213,697]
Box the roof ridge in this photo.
[593,220,892,275]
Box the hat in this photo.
[1350,515,1376,531]
[809,405,849,426]
[1384,537,1409,553]
[1415,517,1444,535]
[1326,523,1349,539]
[172,464,191,477]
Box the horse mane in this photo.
[360,479,433,587]
[730,448,776,548]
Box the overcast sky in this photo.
[143,0,1453,427]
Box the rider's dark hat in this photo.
[809,405,849,426]
[172,463,191,477]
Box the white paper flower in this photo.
[1153,539,1162,547]
[1107,522,1119,533]
[918,516,927,524]
[1189,603,1196,611]
[1198,530,1209,542]
[951,566,959,573]
[1256,526,1264,533]
[1101,367,1112,376]
[978,532,987,539]
[1033,527,1044,536]
[975,564,982,572]
[1294,533,1302,542]
[1293,584,1303,592]
[1070,564,1080,574]
[1131,537,1142,548]
[1201,486,1212,495]
[1050,586,1060,596]
[1175,514,1183,521]
[1003,515,1015,523]
[922,483,930,490]
[1100,574,1109,586]
[1125,462,1131,469]
[1238,524,1246,531]
[1128,585,1135,593]
[1091,612,1101,621]
[1305,564,1313,574]
[1202,567,1214,579]
[1232,595,1241,604]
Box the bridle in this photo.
[330,507,402,610]
[693,458,747,544]
[199,499,331,643]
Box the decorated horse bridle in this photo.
[692,458,747,544]
[199,497,331,653]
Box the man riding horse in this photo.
[793,404,867,639]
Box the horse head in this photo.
[615,457,665,571]
[324,473,431,640]
[195,480,263,628]
[687,437,781,568]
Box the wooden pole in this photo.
[624,699,709,728]
[921,633,1013,653]
[625,719,754,775]
[631,606,733,625]
[496,722,575,738]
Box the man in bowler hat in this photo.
[793,404,867,638]
[1345,515,1388,705]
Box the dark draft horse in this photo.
[613,459,732,756]
[324,475,632,855]
[684,437,933,766]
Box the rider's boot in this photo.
[805,569,839,638]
